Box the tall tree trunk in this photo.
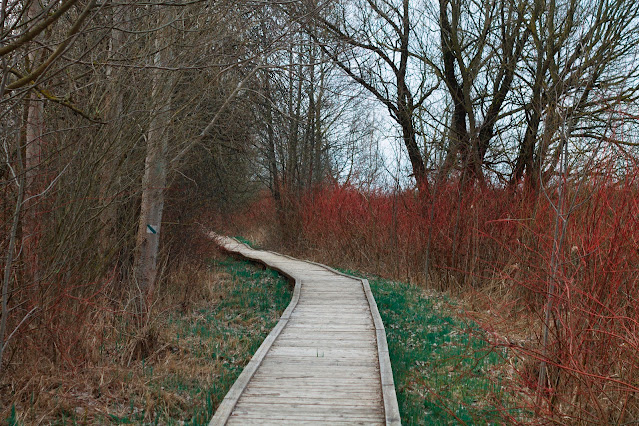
[512,104,542,191]
[512,38,546,191]
[305,39,316,189]
[438,0,471,183]
[0,126,26,374]
[264,73,281,205]
[291,53,304,191]
[439,100,469,182]
[133,33,173,316]
[398,112,426,185]
[22,0,45,287]
[312,56,325,185]
[398,0,426,187]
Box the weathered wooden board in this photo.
[208,234,400,425]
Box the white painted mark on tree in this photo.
[146,224,158,234]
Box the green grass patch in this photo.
[155,257,291,425]
[233,236,259,249]
[342,270,526,424]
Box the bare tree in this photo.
[428,0,529,183]
[252,3,377,238]
[309,0,437,187]
[511,0,639,189]
[133,9,176,318]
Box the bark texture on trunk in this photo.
[134,36,172,316]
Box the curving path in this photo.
[209,234,400,425]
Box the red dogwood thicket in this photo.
[230,163,639,422]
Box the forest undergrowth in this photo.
[223,166,639,424]
[1,241,290,425]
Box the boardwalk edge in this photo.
[208,235,302,426]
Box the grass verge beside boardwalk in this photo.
[343,270,526,425]
[108,256,291,425]
[158,257,291,424]
[5,256,291,425]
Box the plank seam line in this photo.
[208,235,302,426]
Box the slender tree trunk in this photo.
[264,73,281,205]
[100,2,128,256]
[313,57,325,185]
[22,92,44,281]
[22,0,45,287]
[133,33,173,316]
[291,54,303,191]
[398,114,426,184]
[515,108,541,190]
[305,40,316,189]
[537,115,570,411]
[0,129,25,374]
[398,0,426,187]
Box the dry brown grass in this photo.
[0,248,290,425]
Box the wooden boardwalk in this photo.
[209,235,400,425]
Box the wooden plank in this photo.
[275,337,373,343]
[290,305,370,311]
[259,359,379,369]
[242,390,380,399]
[273,342,374,348]
[231,403,384,417]
[284,320,374,328]
[287,312,370,318]
[237,395,382,406]
[286,315,371,321]
[251,373,379,383]
[252,367,379,377]
[266,346,377,357]
[275,331,373,339]
[285,317,374,324]
[245,381,382,390]
[299,292,364,297]
[227,418,383,426]
[233,402,384,411]
[286,318,373,325]
[271,340,376,349]
[246,381,383,392]
[264,350,377,358]
[297,295,364,301]
[228,412,384,422]
[283,325,375,332]
[244,382,381,391]
[242,388,380,399]
[260,360,377,367]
